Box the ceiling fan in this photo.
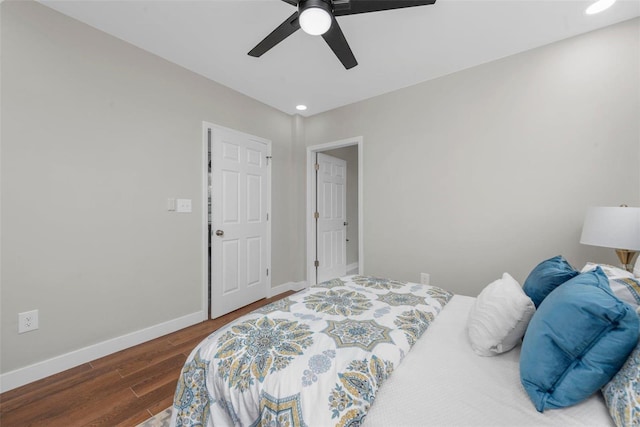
[248,0,436,70]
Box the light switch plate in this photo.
[176,198,192,213]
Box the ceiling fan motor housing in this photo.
[299,0,333,14]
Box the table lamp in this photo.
[580,206,640,272]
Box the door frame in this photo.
[306,136,363,285]
[202,121,272,319]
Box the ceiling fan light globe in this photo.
[299,7,332,35]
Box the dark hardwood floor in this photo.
[0,292,294,427]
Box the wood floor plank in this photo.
[0,371,127,426]
[84,382,176,426]
[164,321,219,347]
[0,363,95,413]
[116,335,204,378]
[147,396,174,416]
[0,362,93,402]
[130,354,186,397]
[90,338,174,372]
[113,410,153,427]
[47,387,137,427]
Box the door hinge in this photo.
[314,211,319,219]
[314,260,319,268]
[266,268,269,276]
[266,212,269,221]
[266,156,272,166]
[314,163,319,171]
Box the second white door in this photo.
[316,152,347,283]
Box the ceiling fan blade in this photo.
[322,18,357,70]
[248,11,301,57]
[280,0,298,5]
[333,0,436,16]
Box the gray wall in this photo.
[322,146,359,267]
[1,1,300,374]
[304,18,640,296]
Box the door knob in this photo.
[215,230,224,236]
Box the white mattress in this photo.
[366,295,614,427]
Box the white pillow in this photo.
[467,272,536,356]
[581,262,634,280]
[582,262,640,308]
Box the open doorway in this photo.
[306,137,363,285]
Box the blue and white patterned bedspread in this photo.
[171,275,452,426]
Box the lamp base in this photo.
[615,249,639,272]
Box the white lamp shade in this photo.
[299,7,332,35]
[580,206,640,250]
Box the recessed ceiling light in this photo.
[586,0,616,15]
[296,105,308,111]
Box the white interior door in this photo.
[210,125,270,319]
[316,153,347,283]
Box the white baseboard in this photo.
[267,281,308,298]
[0,310,206,393]
[1,283,308,393]
[290,281,308,292]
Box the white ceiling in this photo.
[40,0,640,116]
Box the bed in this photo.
[365,295,613,426]
[170,266,640,427]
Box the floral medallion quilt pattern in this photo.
[172,275,452,426]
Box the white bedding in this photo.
[171,276,453,426]
[366,295,614,427]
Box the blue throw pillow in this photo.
[523,255,579,308]
[520,267,639,412]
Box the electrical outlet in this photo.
[420,273,430,286]
[18,310,39,334]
